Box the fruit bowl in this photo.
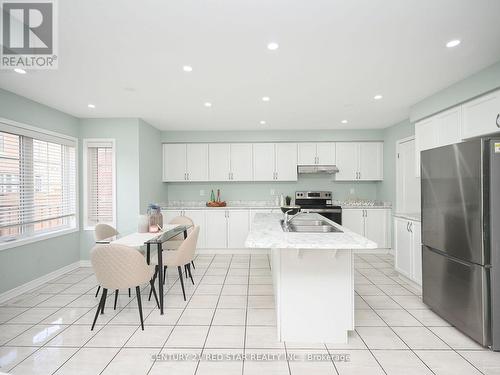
[280,206,300,215]
[206,201,227,207]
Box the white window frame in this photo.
[83,138,116,231]
[0,118,79,251]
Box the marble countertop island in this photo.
[245,212,377,250]
[245,212,378,344]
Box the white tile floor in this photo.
[1,253,500,374]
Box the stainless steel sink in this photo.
[280,219,343,233]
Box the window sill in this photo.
[0,227,79,252]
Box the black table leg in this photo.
[157,243,164,314]
[146,243,151,264]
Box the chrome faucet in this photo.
[284,209,301,227]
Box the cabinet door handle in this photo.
[409,223,413,233]
[496,114,500,128]
[407,222,410,232]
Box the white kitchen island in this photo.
[245,213,377,344]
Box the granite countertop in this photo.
[161,200,392,210]
[161,201,279,210]
[393,212,421,222]
[245,212,377,250]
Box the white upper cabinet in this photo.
[316,142,336,164]
[253,143,275,181]
[463,89,500,139]
[335,143,359,181]
[437,107,462,146]
[230,144,253,181]
[298,143,336,165]
[186,144,209,181]
[415,106,462,177]
[208,143,231,181]
[358,142,383,181]
[163,144,187,182]
[297,143,317,164]
[253,143,297,181]
[336,142,383,181]
[275,143,298,181]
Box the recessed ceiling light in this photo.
[204,102,212,108]
[260,120,266,125]
[183,65,193,72]
[446,39,461,48]
[267,42,279,51]
[262,96,270,102]
[374,94,383,100]
[14,68,26,74]
[87,104,95,109]
[341,120,348,124]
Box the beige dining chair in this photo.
[150,226,199,301]
[161,215,197,278]
[90,244,159,330]
[93,224,121,298]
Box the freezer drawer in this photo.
[422,246,490,346]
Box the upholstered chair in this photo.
[151,226,199,301]
[90,244,158,330]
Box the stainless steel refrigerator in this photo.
[421,137,500,350]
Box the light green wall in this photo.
[410,60,500,122]
[0,89,81,294]
[78,118,142,260]
[138,119,165,212]
[161,129,385,202]
[378,119,415,203]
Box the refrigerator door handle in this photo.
[496,113,500,128]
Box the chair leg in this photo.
[92,289,107,330]
[150,279,160,309]
[184,264,188,278]
[95,285,101,298]
[149,266,158,301]
[114,290,119,310]
[191,260,195,269]
[163,266,167,285]
[136,286,144,330]
[100,288,108,314]
[187,263,194,285]
[128,288,131,297]
[177,266,186,301]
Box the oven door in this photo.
[301,208,342,225]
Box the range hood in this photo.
[297,165,339,174]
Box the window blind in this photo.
[85,141,115,227]
[0,127,77,243]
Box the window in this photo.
[0,121,77,246]
[83,139,116,229]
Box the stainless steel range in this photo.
[295,191,342,225]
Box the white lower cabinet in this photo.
[161,209,207,248]
[341,208,391,248]
[394,217,422,284]
[205,211,228,248]
[227,210,250,248]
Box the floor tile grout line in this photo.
[241,253,253,375]
[146,253,217,375]
[351,328,389,375]
[193,254,235,375]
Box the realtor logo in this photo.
[1,0,58,69]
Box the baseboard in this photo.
[79,260,91,267]
[0,261,81,304]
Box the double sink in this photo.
[280,218,343,233]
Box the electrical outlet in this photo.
[199,189,205,196]
[270,189,275,196]
[350,188,355,194]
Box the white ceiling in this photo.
[1,0,500,130]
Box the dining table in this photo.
[96,224,193,314]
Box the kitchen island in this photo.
[245,212,377,343]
